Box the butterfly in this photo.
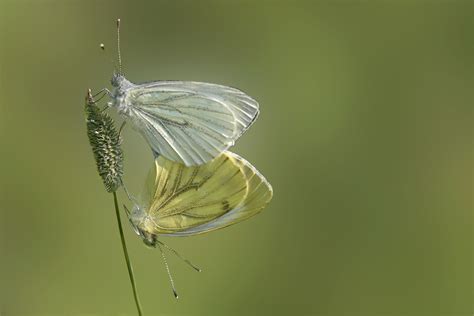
[103,19,259,166]
[125,151,273,297]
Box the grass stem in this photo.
[113,191,143,316]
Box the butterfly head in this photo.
[111,72,125,87]
[140,230,158,248]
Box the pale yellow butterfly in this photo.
[126,151,272,297]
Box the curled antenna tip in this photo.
[117,18,121,25]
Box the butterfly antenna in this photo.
[157,243,179,299]
[157,240,202,272]
[116,18,123,74]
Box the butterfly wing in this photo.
[161,152,273,236]
[126,81,259,166]
[132,152,272,237]
[141,153,249,233]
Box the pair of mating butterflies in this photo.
[112,73,273,243]
[89,19,273,282]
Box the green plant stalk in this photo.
[113,191,143,316]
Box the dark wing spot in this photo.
[222,200,231,211]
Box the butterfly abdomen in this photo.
[85,91,124,192]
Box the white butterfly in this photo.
[105,20,259,166]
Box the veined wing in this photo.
[138,152,249,234]
[132,152,272,236]
[126,81,259,166]
[161,152,273,236]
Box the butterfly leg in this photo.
[88,88,113,111]
[86,88,113,111]
[123,204,131,217]
[91,88,112,101]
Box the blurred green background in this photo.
[1,1,473,315]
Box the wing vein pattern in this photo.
[130,152,272,237]
[126,81,259,166]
